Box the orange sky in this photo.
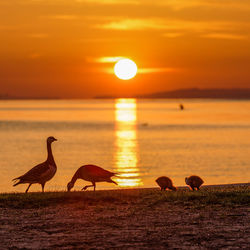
[0,0,250,98]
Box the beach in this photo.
[1,184,249,249]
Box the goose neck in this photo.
[47,141,55,164]
[71,171,79,185]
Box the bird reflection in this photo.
[114,99,142,187]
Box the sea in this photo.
[0,99,249,192]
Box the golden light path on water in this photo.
[114,99,143,187]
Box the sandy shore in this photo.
[0,184,249,249]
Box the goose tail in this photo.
[109,179,118,185]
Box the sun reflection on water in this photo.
[114,99,142,187]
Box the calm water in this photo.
[0,99,249,192]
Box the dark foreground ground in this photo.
[0,184,249,249]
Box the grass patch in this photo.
[0,185,249,209]
[150,189,250,208]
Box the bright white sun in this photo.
[114,59,137,80]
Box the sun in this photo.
[114,59,137,80]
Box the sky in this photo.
[0,0,250,98]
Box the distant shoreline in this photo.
[1,88,250,100]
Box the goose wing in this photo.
[15,162,50,182]
[84,165,115,179]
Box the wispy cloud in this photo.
[96,19,167,30]
[156,0,250,11]
[96,17,250,42]
[19,0,250,10]
[101,67,176,75]
[163,32,184,38]
[202,33,248,40]
[89,56,176,74]
[138,68,176,74]
[96,18,239,32]
[90,56,127,63]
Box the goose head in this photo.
[47,136,57,144]
[67,181,74,192]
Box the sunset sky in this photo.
[1,0,250,98]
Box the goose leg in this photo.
[41,183,45,192]
[93,182,96,191]
[82,184,94,191]
[25,183,32,193]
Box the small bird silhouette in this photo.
[12,136,57,193]
[185,175,204,191]
[67,164,117,191]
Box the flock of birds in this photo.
[12,136,204,193]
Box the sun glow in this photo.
[114,59,137,80]
[114,99,142,187]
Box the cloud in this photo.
[96,19,167,30]
[100,67,176,75]
[89,57,176,74]
[96,18,239,33]
[163,32,184,38]
[202,33,248,40]
[155,0,250,11]
[138,68,176,74]
[90,56,127,63]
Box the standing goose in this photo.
[12,136,57,193]
[67,164,117,192]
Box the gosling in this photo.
[155,176,177,191]
[185,175,204,191]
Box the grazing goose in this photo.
[155,176,177,191]
[185,175,204,191]
[12,136,57,193]
[67,164,117,191]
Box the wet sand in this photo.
[0,184,249,249]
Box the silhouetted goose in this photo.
[155,176,177,191]
[185,175,204,191]
[13,136,57,193]
[67,164,117,191]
